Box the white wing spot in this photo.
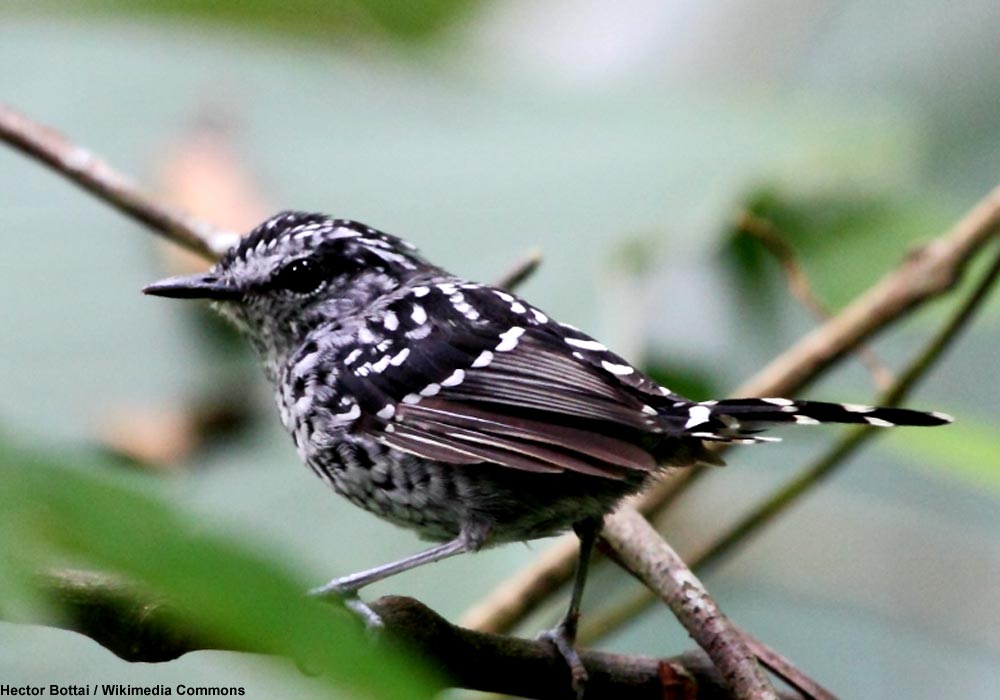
[390,348,410,366]
[794,414,820,425]
[531,308,549,324]
[376,404,396,420]
[601,360,634,376]
[334,404,361,422]
[930,411,954,423]
[411,304,428,324]
[420,383,442,397]
[842,403,875,413]
[402,393,422,405]
[565,337,607,352]
[344,348,363,365]
[412,286,430,298]
[641,405,658,416]
[494,290,514,302]
[383,311,399,331]
[685,405,713,429]
[472,350,494,368]
[510,301,527,314]
[441,369,466,387]
[865,416,896,427]
[371,355,391,373]
[495,326,525,352]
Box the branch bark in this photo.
[601,512,779,700]
[26,570,803,700]
[461,184,1000,636]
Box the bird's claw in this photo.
[538,625,588,699]
[309,584,384,634]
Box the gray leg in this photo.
[309,536,470,598]
[539,516,602,699]
[309,521,490,626]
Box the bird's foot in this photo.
[538,624,588,699]
[308,582,384,631]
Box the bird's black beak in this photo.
[142,273,242,301]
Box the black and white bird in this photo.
[144,211,951,686]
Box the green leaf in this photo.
[0,441,437,699]
[13,0,481,43]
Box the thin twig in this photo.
[460,186,1000,636]
[602,512,779,700]
[496,248,542,291]
[22,570,804,700]
[736,210,894,391]
[576,239,1000,647]
[742,632,837,700]
[0,104,235,259]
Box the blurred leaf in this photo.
[0,441,437,699]
[887,417,1000,493]
[15,0,481,43]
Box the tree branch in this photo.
[25,570,804,700]
[461,185,1000,636]
[601,512,779,700]
[0,104,235,260]
[575,238,1000,646]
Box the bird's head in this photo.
[143,211,430,361]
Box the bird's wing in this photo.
[328,280,671,478]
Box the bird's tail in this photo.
[669,397,952,444]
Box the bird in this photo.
[144,211,952,692]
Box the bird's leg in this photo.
[309,520,490,627]
[538,516,602,699]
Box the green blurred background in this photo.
[1,1,998,698]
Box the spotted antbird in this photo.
[145,212,951,692]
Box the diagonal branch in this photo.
[602,512,780,700]
[0,104,235,259]
[460,184,1000,636]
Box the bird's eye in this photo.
[273,259,325,294]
